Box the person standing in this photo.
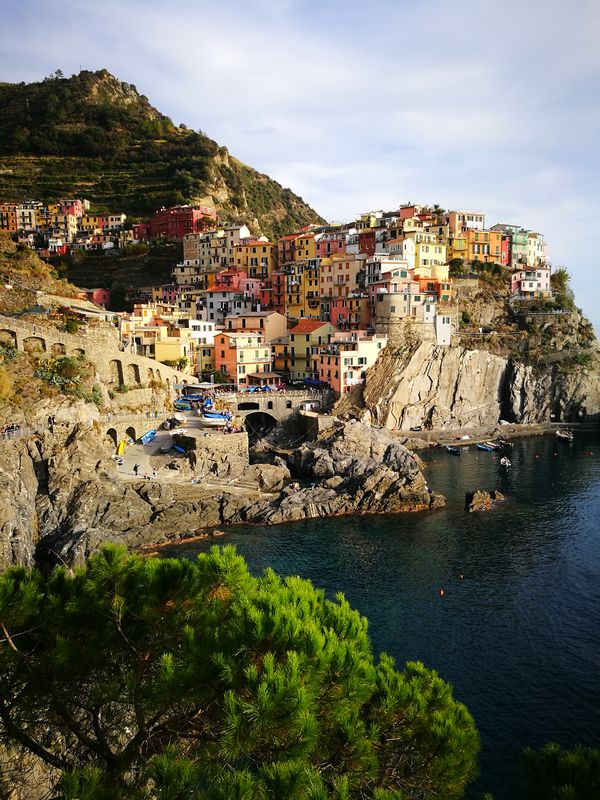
[133,463,140,476]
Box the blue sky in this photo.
[2,0,599,329]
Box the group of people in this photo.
[0,422,21,436]
[132,463,158,480]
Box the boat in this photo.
[476,443,495,452]
[203,410,231,419]
[497,438,513,448]
[446,446,462,456]
[198,415,228,428]
[484,441,502,450]
[555,429,574,441]
[140,429,158,445]
[500,456,511,467]
[174,400,192,411]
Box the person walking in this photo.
[133,463,140,476]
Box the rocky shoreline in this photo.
[0,418,444,571]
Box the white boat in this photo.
[198,415,227,428]
[500,456,511,467]
[555,429,574,441]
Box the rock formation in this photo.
[0,419,440,571]
[465,489,505,513]
[361,341,600,430]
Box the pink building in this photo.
[317,332,387,396]
[85,288,111,308]
[214,269,246,292]
[511,267,551,297]
[315,231,347,258]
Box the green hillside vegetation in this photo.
[0,233,77,314]
[0,70,324,239]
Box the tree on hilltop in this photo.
[0,545,479,799]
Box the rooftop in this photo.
[290,320,330,334]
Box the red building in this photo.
[358,230,376,256]
[315,232,346,258]
[136,205,219,240]
[500,234,510,268]
[271,272,286,315]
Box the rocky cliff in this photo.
[0,419,440,571]
[361,340,600,430]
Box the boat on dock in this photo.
[199,415,228,428]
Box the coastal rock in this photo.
[465,489,505,512]
[0,438,41,570]
[362,342,600,430]
[241,463,290,493]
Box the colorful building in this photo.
[511,267,551,298]
[214,331,273,387]
[288,319,336,380]
[465,229,502,265]
[224,311,287,343]
[137,205,219,240]
[234,239,277,279]
[317,332,387,396]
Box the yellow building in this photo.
[294,233,316,261]
[284,259,321,321]
[446,235,468,265]
[407,232,448,280]
[234,239,277,279]
[288,319,336,380]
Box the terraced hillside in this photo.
[0,70,324,239]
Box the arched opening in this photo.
[267,400,274,410]
[286,400,293,409]
[106,428,118,447]
[244,411,277,444]
[155,370,162,382]
[125,426,137,442]
[238,401,260,411]
[109,359,124,385]
[0,330,17,348]
[147,367,155,382]
[166,378,171,392]
[72,348,85,359]
[23,336,46,353]
[126,363,140,385]
[51,342,66,357]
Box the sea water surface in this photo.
[160,432,600,799]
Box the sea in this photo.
[159,431,600,799]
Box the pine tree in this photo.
[0,546,479,799]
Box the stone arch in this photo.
[244,411,277,443]
[238,401,260,411]
[125,426,137,442]
[51,342,66,357]
[155,370,162,382]
[166,378,171,393]
[106,428,118,447]
[109,359,124,385]
[72,348,85,359]
[0,329,17,348]
[125,363,140,385]
[147,367,155,382]
[286,400,293,409]
[23,336,46,353]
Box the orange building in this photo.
[0,203,18,233]
[466,229,502,264]
[234,240,277,280]
[214,331,273,387]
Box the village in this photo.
[0,199,552,397]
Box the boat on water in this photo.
[500,456,511,467]
[484,441,502,450]
[446,446,462,456]
[476,443,495,452]
[555,429,574,441]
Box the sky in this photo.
[2,0,600,330]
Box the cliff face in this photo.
[362,342,600,430]
[0,419,437,571]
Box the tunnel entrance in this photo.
[244,411,277,444]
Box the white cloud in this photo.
[1,0,599,329]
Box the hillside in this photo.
[0,70,324,239]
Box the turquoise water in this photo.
[160,432,600,799]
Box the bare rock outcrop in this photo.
[362,341,600,430]
[465,489,505,512]
[0,419,441,570]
